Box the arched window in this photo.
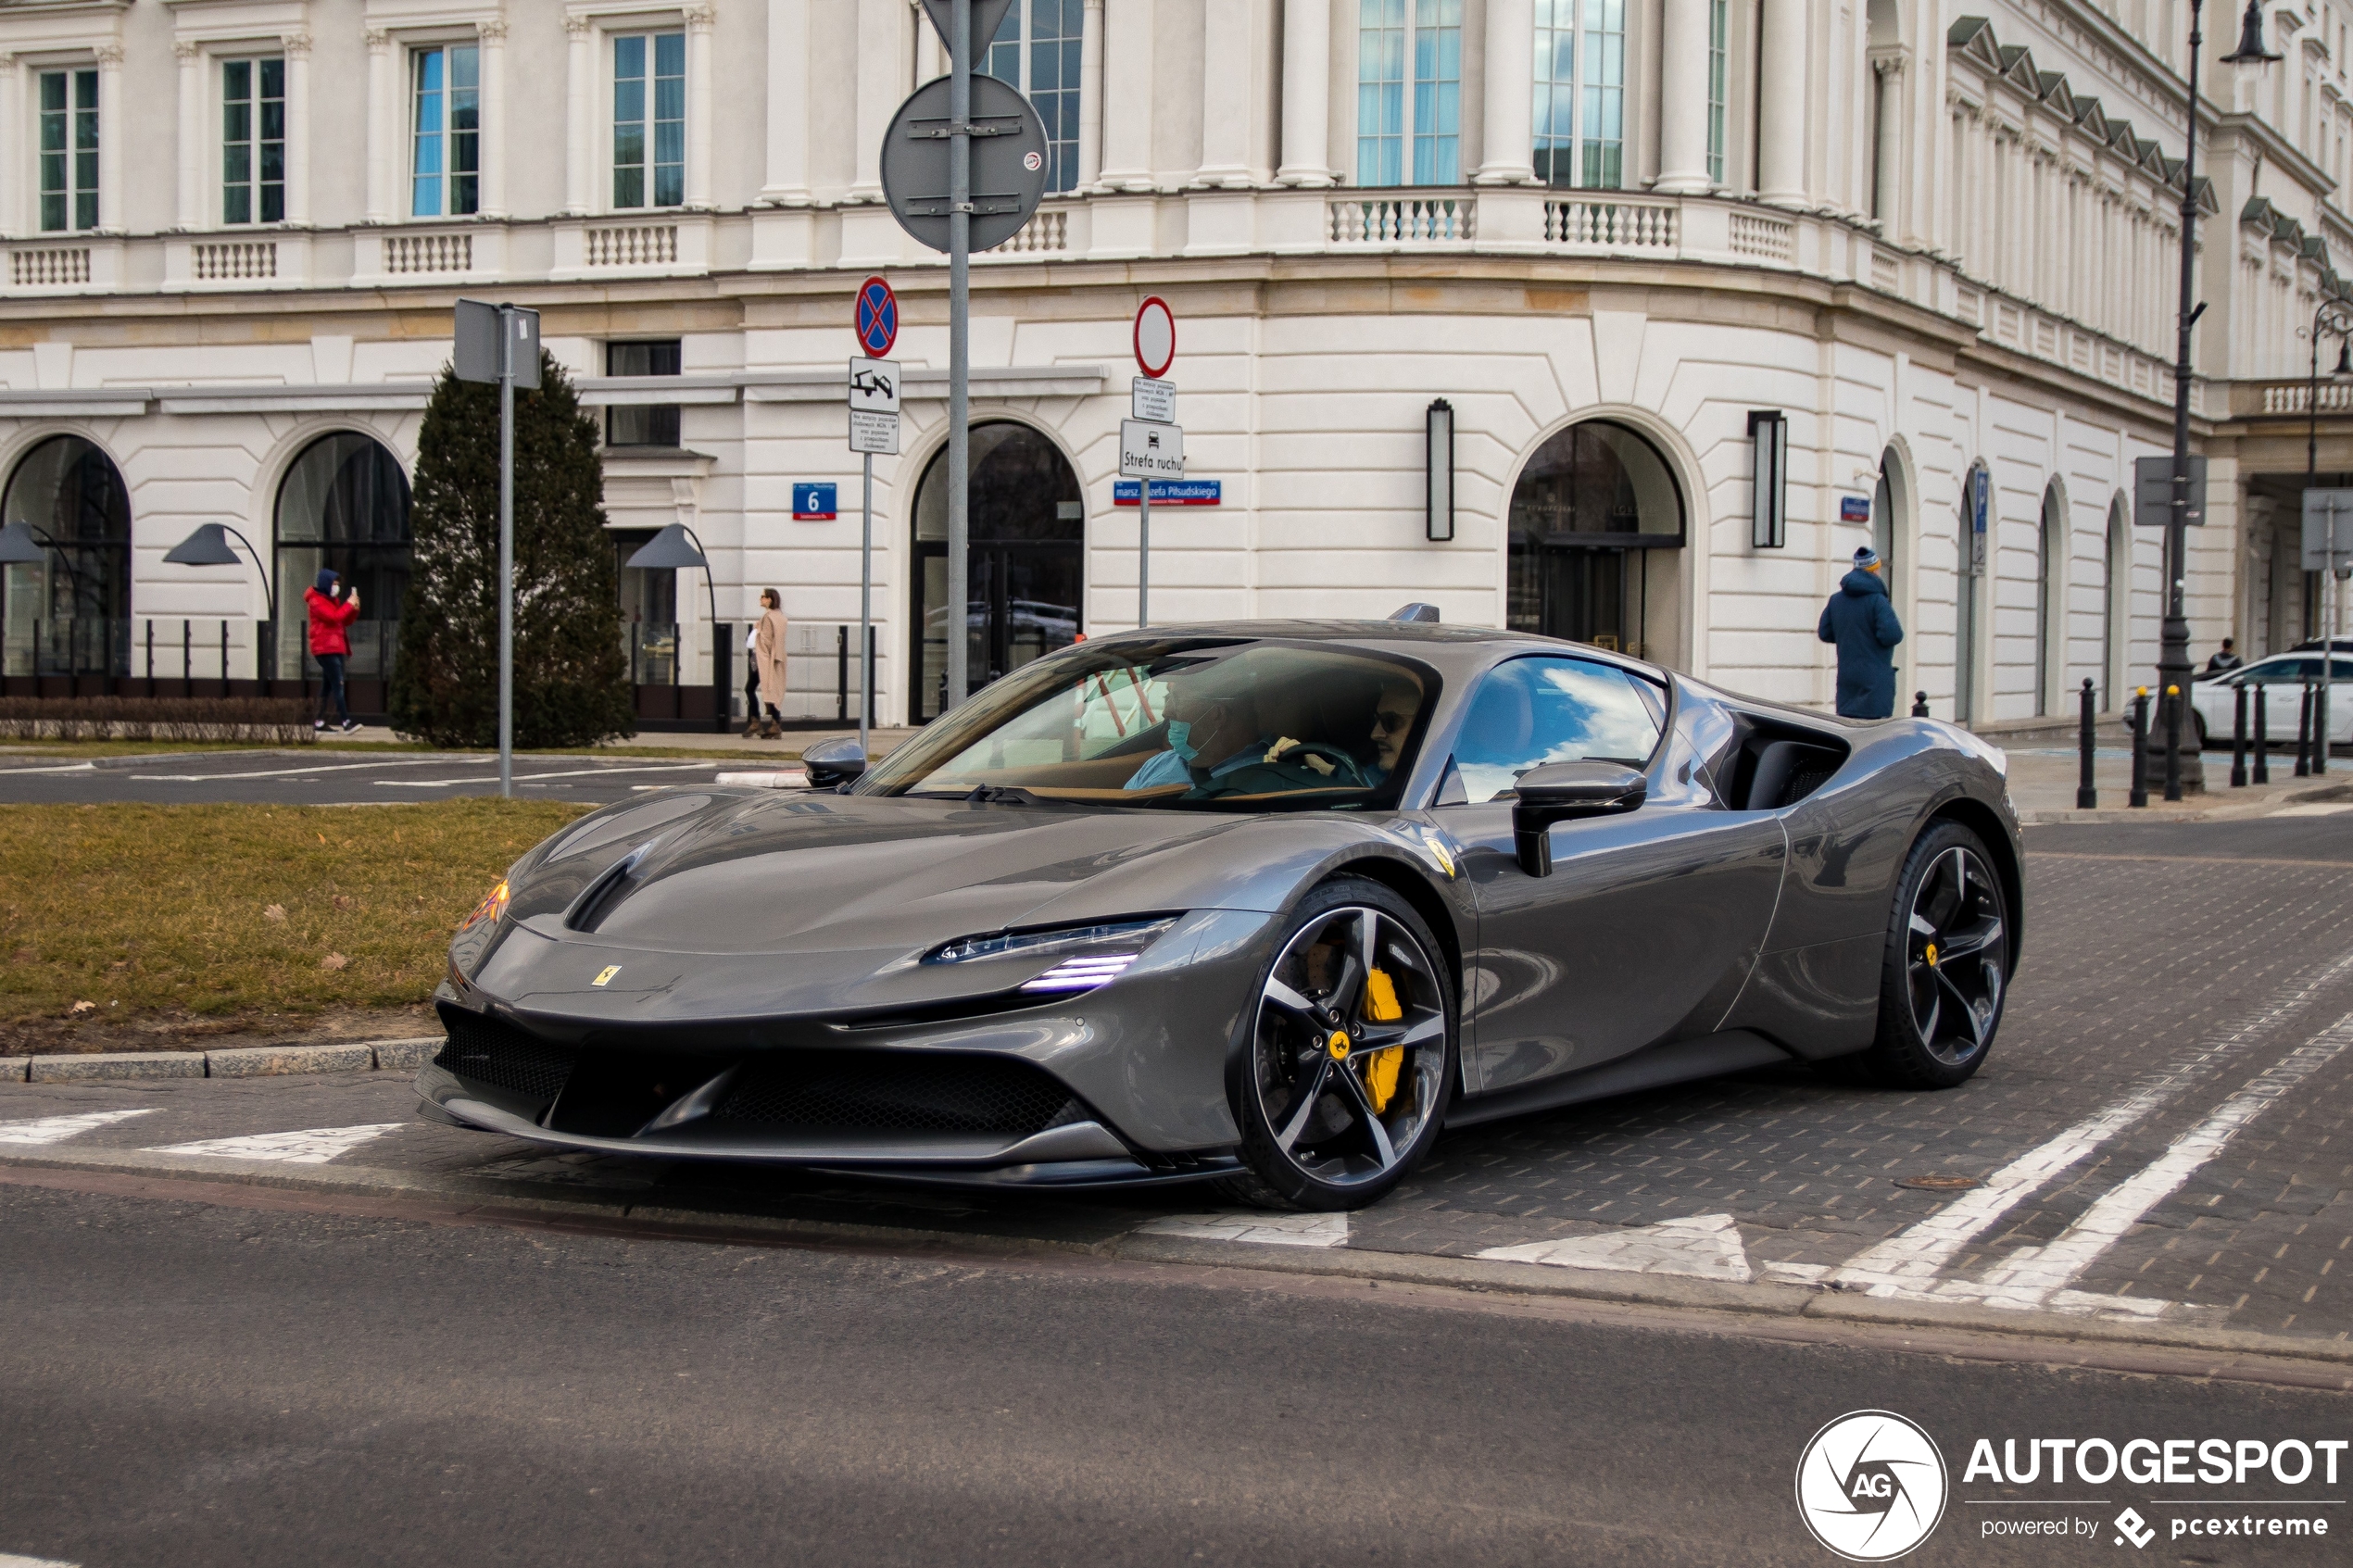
[2036,483,2064,717]
[2105,495,2131,709]
[273,433,412,681]
[1507,420,1684,661]
[912,421,1083,722]
[2,433,132,676]
[1956,461,1989,723]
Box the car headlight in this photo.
[925,917,1179,994]
[459,878,510,932]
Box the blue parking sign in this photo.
[793,483,837,521]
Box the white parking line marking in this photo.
[0,761,99,775]
[373,763,716,787]
[128,758,455,782]
[0,1551,82,1567]
[0,1110,157,1146]
[1478,1213,1753,1283]
[1831,945,2353,1297]
[713,771,808,787]
[150,1123,404,1164]
[1138,1211,1350,1248]
[1956,1010,2353,1313]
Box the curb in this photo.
[1,1035,439,1084]
[0,1142,2347,1383]
[2019,779,2351,826]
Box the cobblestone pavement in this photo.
[8,813,2353,1348]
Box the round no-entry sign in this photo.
[1133,296,1176,379]
[856,277,899,358]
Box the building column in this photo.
[94,42,124,230]
[685,5,715,207]
[1276,0,1331,186]
[475,21,506,218]
[0,58,19,236]
[366,28,396,221]
[1655,0,1713,193]
[283,33,312,225]
[1076,0,1106,188]
[562,16,593,215]
[1096,0,1155,191]
[174,40,203,230]
[849,0,905,202]
[1756,0,1809,205]
[1476,0,1537,184]
[761,0,812,203]
[1196,0,1253,186]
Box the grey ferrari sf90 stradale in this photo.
[421,615,2020,1210]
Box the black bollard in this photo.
[1910,691,1929,717]
[2162,685,2183,803]
[2298,682,2315,777]
[2129,688,2150,808]
[2231,682,2248,788]
[2076,678,2097,809]
[2253,682,2271,784]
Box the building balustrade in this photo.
[0,185,2194,411]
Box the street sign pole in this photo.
[861,448,874,758]
[946,0,971,712]
[497,310,515,800]
[1138,469,1150,629]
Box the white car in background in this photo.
[2187,652,2353,749]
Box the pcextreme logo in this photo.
[1795,1411,1951,1562]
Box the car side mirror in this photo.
[801,736,867,791]
[1511,762,1646,876]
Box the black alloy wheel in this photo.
[1221,878,1456,1210]
[1856,822,2010,1089]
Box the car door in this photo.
[1435,658,1787,1097]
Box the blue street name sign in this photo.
[1839,495,1871,522]
[1113,480,1221,507]
[793,483,838,521]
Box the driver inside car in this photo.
[1122,684,1369,796]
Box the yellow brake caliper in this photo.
[1360,968,1404,1113]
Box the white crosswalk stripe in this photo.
[149,1123,404,1165]
[0,1552,82,1567]
[1138,1210,1350,1248]
[1478,1213,1753,1283]
[0,1110,157,1145]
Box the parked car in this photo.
[2187,652,2353,748]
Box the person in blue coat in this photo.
[1818,546,1905,719]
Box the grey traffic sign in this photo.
[2133,454,2206,527]
[918,0,1015,49]
[849,358,901,415]
[2303,488,2353,571]
[880,73,1049,255]
[453,299,540,390]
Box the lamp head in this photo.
[0,520,48,565]
[2221,0,2282,62]
[2332,338,2350,380]
[624,522,710,571]
[162,522,245,568]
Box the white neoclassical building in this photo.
[2,0,2350,729]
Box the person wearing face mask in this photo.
[1122,681,1376,796]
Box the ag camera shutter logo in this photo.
[1795,1411,1949,1561]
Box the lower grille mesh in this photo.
[715,1050,1081,1139]
[434,1011,576,1104]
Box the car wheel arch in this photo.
[1916,797,2022,972]
[1306,855,1466,998]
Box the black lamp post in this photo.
[2305,304,2353,484]
[625,522,729,734]
[2159,0,2280,798]
[163,522,278,693]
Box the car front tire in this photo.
[1218,877,1458,1211]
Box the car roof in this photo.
[1076,620,1667,684]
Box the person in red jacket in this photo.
[305,568,362,734]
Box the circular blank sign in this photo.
[1134,297,1176,379]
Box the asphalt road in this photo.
[0,751,794,807]
[2,1177,2347,1568]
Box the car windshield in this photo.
[857,638,1437,809]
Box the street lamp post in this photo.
[163,522,278,694]
[2161,0,2280,799]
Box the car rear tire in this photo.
[1852,822,2011,1090]
[1217,878,1457,1211]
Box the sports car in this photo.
[419,613,2021,1210]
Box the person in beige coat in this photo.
[752,589,789,740]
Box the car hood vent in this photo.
[563,840,661,933]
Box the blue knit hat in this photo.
[1853,546,1881,571]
